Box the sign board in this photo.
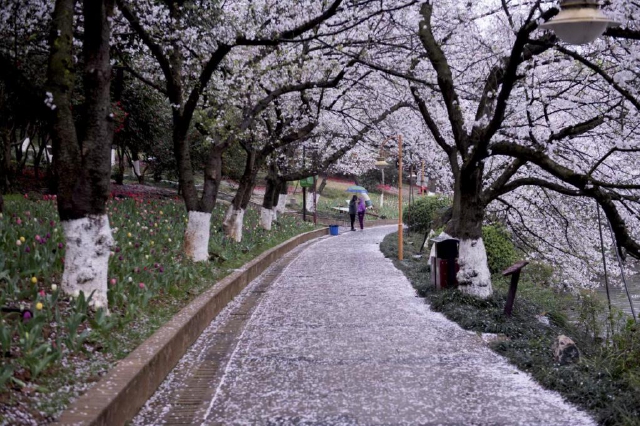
[299,176,316,188]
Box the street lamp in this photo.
[540,0,619,45]
[375,156,389,208]
[379,135,404,261]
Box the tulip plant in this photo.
[0,193,314,423]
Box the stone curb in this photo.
[55,227,329,426]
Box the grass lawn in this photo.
[0,192,315,424]
[381,231,640,426]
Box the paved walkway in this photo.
[135,226,594,425]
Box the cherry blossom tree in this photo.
[347,1,640,297]
[46,0,116,307]
[113,0,353,260]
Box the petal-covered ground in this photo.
[136,226,595,425]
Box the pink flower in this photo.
[35,235,42,243]
[16,218,22,225]
[110,278,117,286]
[138,282,145,289]
[39,289,46,297]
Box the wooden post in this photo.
[502,261,529,317]
[398,135,403,261]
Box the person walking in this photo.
[357,196,366,231]
[348,195,357,231]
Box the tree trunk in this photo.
[317,175,327,195]
[33,132,48,179]
[276,179,288,214]
[223,151,259,242]
[183,210,212,261]
[445,164,492,299]
[261,170,279,230]
[0,125,10,196]
[14,128,22,170]
[113,144,125,185]
[47,0,116,309]
[182,144,223,261]
[174,118,213,260]
[131,151,144,184]
[199,144,223,213]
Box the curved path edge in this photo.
[55,227,330,426]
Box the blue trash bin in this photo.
[329,225,339,236]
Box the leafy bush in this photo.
[482,224,518,274]
[402,195,451,233]
[401,198,517,274]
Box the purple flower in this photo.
[115,246,121,253]
[25,246,31,253]
[118,255,123,261]
[58,242,64,249]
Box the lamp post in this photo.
[377,135,403,260]
[398,135,403,261]
[302,146,307,222]
[375,156,389,208]
[540,0,619,45]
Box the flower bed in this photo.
[0,193,314,424]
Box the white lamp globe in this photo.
[540,0,619,45]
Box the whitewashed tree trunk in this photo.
[271,208,278,223]
[61,215,114,309]
[223,207,244,242]
[276,194,288,213]
[305,194,320,212]
[183,211,212,262]
[456,238,492,299]
[260,207,274,230]
[224,203,234,222]
[132,159,141,176]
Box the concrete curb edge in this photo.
[56,227,329,426]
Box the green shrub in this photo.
[482,224,518,274]
[402,199,517,275]
[403,195,451,233]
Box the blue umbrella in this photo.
[346,185,368,194]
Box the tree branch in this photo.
[417,3,466,151]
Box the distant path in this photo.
[135,226,595,425]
